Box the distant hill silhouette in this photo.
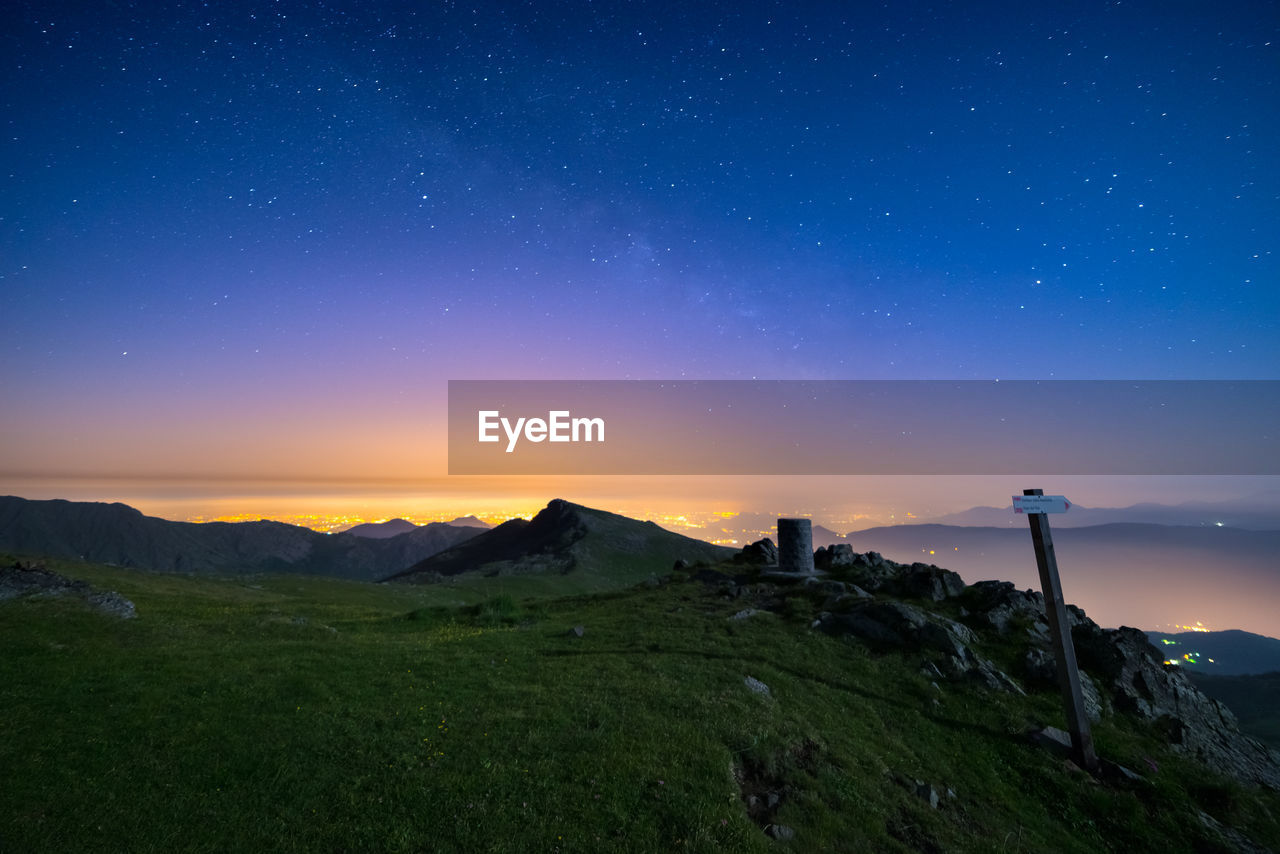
[387,498,733,585]
[0,496,484,581]
[1145,629,1280,676]
[445,515,493,529]
[343,518,419,538]
[345,516,494,538]
[919,497,1280,530]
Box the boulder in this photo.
[963,580,1045,636]
[886,563,966,601]
[735,538,778,566]
[814,543,856,570]
[821,600,928,647]
[841,551,903,591]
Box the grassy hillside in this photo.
[3,555,1278,853]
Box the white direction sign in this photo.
[1013,495,1071,514]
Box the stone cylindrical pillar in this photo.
[777,518,814,574]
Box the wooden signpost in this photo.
[1016,488,1099,773]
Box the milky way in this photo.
[1,2,1276,485]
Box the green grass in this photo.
[2,555,1278,852]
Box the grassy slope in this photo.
[2,556,1278,853]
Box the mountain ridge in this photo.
[0,496,484,581]
[388,498,735,585]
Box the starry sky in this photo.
[1,1,1277,521]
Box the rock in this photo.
[766,824,795,841]
[802,577,847,597]
[963,580,1045,636]
[816,543,858,570]
[1100,759,1145,785]
[820,600,928,647]
[917,615,976,657]
[744,676,771,696]
[729,609,761,621]
[570,625,585,638]
[1022,648,1104,721]
[889,563,966,601]
[921,661,945,680]
[914,781,940,808]
[0,562,136,618]
[1029,726,1073,758]
[1197,808,1272,854]
[966,658,1026,695]
[86,590,137,619]
[672,558,691,571]
[820,599,1021,693]
[826,588,874,612]
[735,538,778,565]
[1023,647,1055,681]
[842,551,903,591]
[827,544,856,566]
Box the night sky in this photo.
[2,2,1277,515]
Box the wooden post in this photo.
[1023,488,1099,773]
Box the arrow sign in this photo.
[1013,494,1071,514]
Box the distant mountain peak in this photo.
[387,498,731,585]
[344,518,419,539]
[445,515,492,529]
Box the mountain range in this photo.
[4,494,1278,638]
[0,496,485,582]
[343,515,493,538]
[914,496,1280,530]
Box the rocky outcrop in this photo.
[0,561,136,618]
[734,538,778,566]
[813,543,856,569]
[1073,624,1280,790]
[822,551,964,602]
[799,548,1280,791]
[885,562,966,602]
[817,600,1023,695]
